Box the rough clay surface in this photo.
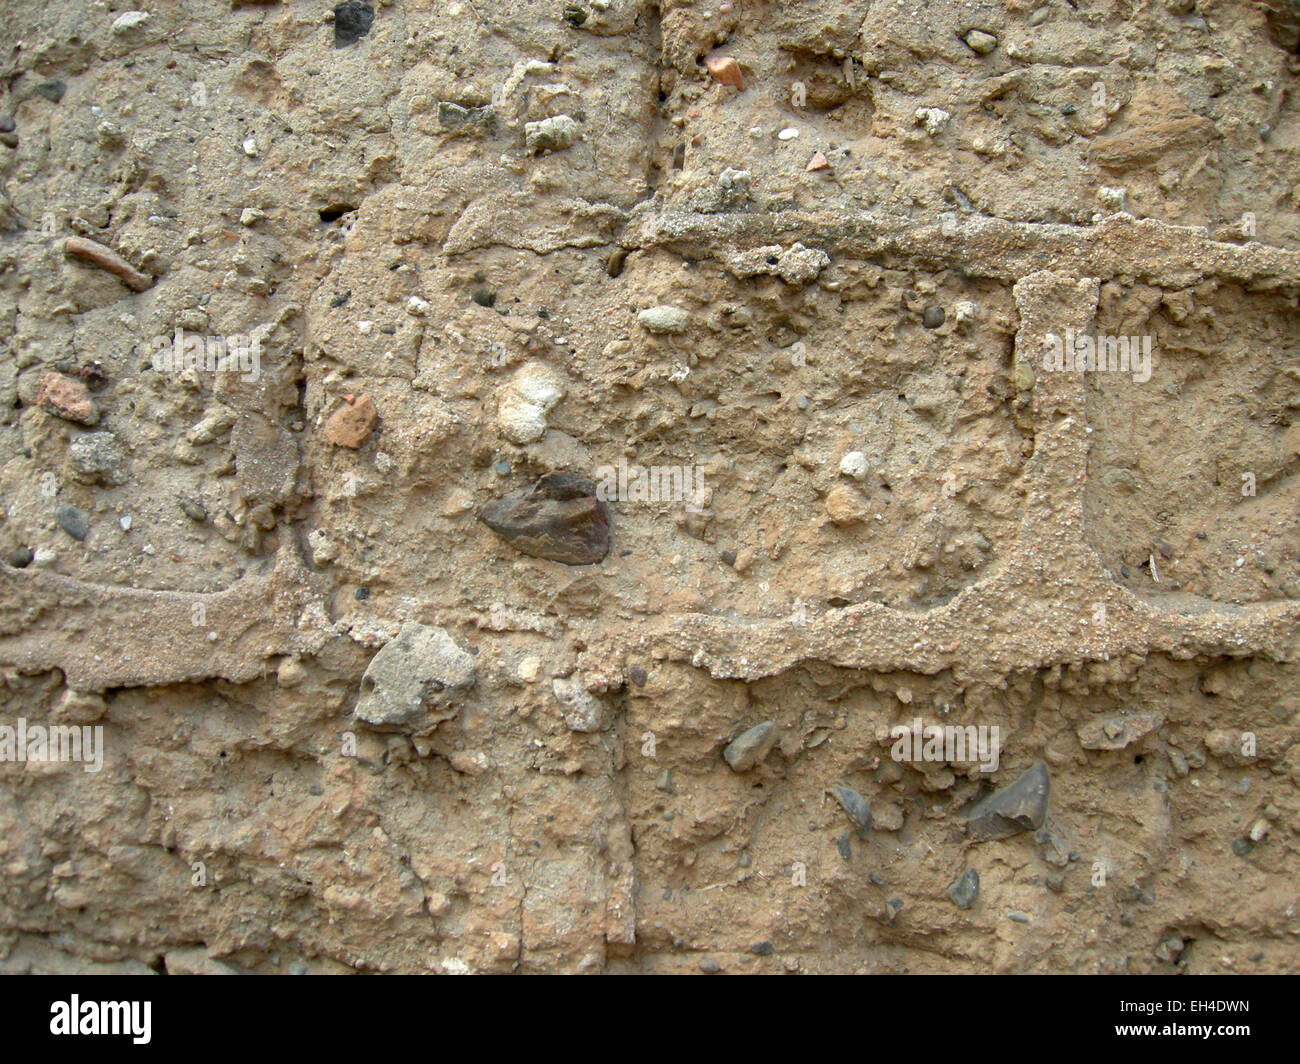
[0,0,1298,975]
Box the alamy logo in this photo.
[0,718,104,772]
[50,996,150,1044]
[890,718,1000,773]
[1041,328,1153,383]
[150,324,269,382]
[594,458,707,511]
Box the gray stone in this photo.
[54,504,90,541]
[354,623,476,730]
[947,868,979,909]
[831,783,872,838]
[723,720,777,771]
[963,761,1050,841]
[68,432,128,485]
[438,101,496,133]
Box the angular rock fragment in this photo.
[723,720,776,771]
[947,868,979,909]
[322,394,377,448]
[963,761,1050,841]
[438,101,496,133]
[36,373,99,426]
[354,623,475,730]
[552,675,602,732]
[478,472,610,565]
[68,432,127,485]
[334,2,374,47]
[1077,712,1163,751]
[831,783,872,837]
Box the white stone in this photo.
[111,11,151,34]
[915,107,951,135]
[637,305,691,334]
[839,451,869,479]
[497,363,566,444]
[552,675,601,732]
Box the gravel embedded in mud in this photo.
[0,0,1297,976]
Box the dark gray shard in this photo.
[478,472,610,565]
[333,2,374,47]
[947,868,979,909]
[722,720,776,771]
[963,761,1050,841]
[831,783,872,838]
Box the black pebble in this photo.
[750,941,773,956]
[354,586,370,600]
[629,665,647,687]
[6,546,33,568]
[333,2,374,47]
[472,289,496,307]
[922,305,946,329]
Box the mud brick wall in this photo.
[0,0,1297,974]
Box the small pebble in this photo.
[54,504,90,542]
[698,957,721,973]
[629,665,647,687]
[963,29,999,54]
[777,127,799,141]
[750,941,773,956]
[839,451,869,479]
[705,55,744,90]
[922,305,946,329]
[179,498,208,523]
[354,586,371,600]
[33,548,57,566]
[1007,911,1031,923]
[6,546,33,569]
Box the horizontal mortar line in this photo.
[626,209,1300,286]
[3,541,1293,688]
[595,596,1297,683]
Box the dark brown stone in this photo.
[478,472,610,565]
